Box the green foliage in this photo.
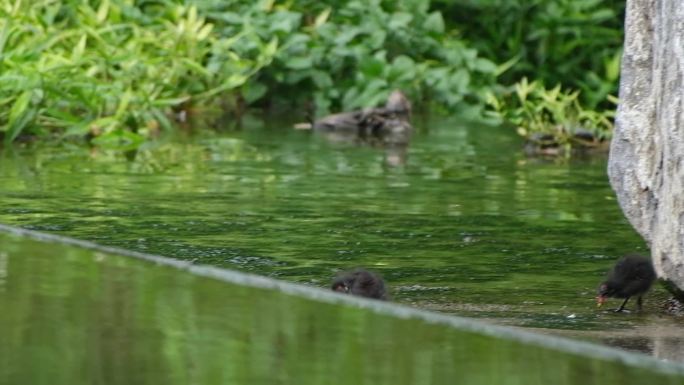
[487,78,616,145]
[0,0,274,146]
[196,0,497,115]
[0,0,623,151]
[431,0,623,151]
[434,0,624,110]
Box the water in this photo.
[1,230,683,385]
[0,116,667,349]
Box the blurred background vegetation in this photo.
[0,0,623,149]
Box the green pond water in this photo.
[1,230,683,385]
[0,116,677,355]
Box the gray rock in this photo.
[608,1,684,296]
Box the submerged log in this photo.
[310,90,413,145]
[608,1,684,297]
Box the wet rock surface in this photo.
[608,1,684,296]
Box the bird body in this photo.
[331,269,387,300]
[597,254,656,312]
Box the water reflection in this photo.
[313,127,410,167]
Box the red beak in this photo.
[596,295,607,308]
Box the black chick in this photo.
[331,269,387,300]
[597,254,656,312]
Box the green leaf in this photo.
[149,108,174,132]
[389,12,413,30]
[197,23,213,41]
[589,9,615,22]
[335,28,361,45]
[449,68,470,93]
[359,57,385,78]
[0,17,11,56]
[605,50,622,82]
[343,79,386,110]
[311,70,333,88]
[368,29,386,50]
[96,0,110,23]
[474,58,497,74]
[5,92,30,132]
[423,12,444,34]
[71,35,87,62]
[64,123,92,137]
[260,37,279,64]
[389,55,415,82]
[5,91,34,143]
[242,82,267,103]
[261,0,275,12]
[151,97,191,107]
[285,56,312,70]
[115,89,133,119]
[181,58,212,77]
[87,116,118,132]
[269,11,302,34]
[494,55,521,77]
[314,8,331,29]
[199,74,249,99]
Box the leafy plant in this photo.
[433,0,624,111]
[196,0,497,116]
[0,0,275,146]
[487,78,616,150]
[424,0,624,152]
[0,0,623,150]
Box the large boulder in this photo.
[608,1,684,296]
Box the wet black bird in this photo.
[331,269,388,300]
[596,254,656,312]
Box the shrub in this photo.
[196,0,497,116]
[0,0,274,146]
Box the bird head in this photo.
[331,277,352,294]
[596,282,616,307]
